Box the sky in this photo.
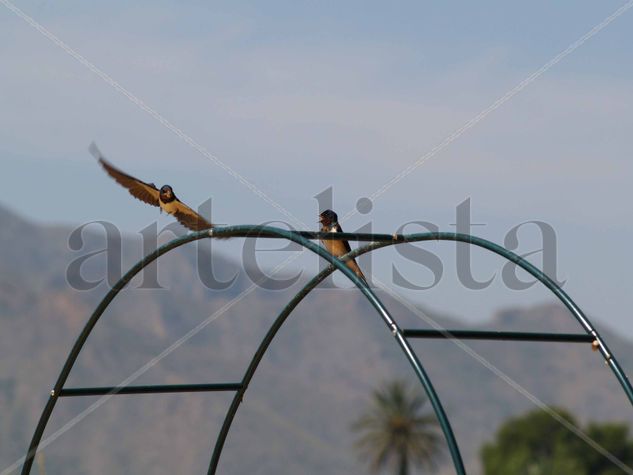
[1,0,632,335]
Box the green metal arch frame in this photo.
[20,227,633,475]
[207,231,633,474]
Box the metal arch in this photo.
[207,238,463,474]
[215,227,468,474]
[207,231,633,474]
[21,228,633,475]
[21,226,466,475]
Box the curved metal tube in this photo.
[22,228,633,475]
[21,227,466,475]
[208,232,633,474]
[20,233,203,475]
[205,227,467,474]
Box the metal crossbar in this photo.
[58,383,242,397]
[402,329,594,343]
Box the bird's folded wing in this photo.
[334,224,353,255]
[90,143,160,207]
[172,199,214,231]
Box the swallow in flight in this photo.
[90,142,217,232]
[319,209,366,282]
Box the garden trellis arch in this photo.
[21,226,633,475]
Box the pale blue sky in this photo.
[1,1,632,333]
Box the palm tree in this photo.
[352,380,443,475]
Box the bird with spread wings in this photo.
[90,143,218,232]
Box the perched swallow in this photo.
[319,209,366,282]
[90,142,217,232]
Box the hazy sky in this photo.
[1,1,632,334]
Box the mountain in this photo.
[1,203,633,475]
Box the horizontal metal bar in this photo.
[295,231,396,241]
[402,329,594,343]
[59,383,243,397]
[216,228,399,242]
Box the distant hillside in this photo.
[1,203,632,475]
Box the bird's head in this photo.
[319,209,338,227]
[160,185,174,201]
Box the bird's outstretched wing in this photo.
[171,199,214,231]
[90,142,160,207]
